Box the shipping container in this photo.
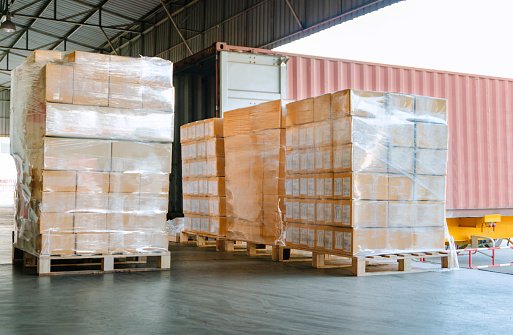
[172,43,513,219]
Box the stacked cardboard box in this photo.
[180,118,226,236]
[10,50,174,256]
[223,100,285,244]
[284,89,448,256]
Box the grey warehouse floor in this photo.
[0,208,512,334]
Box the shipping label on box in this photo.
[77,171,109,193]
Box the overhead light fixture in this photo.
[0,0,15,33]
[0,14,15,33]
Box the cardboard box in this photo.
[333,200,387,228]
[72,63,109,81]
[299,148,315,173]
[208,196,226,217]
[388,123,414,147]
[109,82,143,109]
[416,122,448,149]
[209,216,227,236]
[204,118,224,138]
[333,173,388,200]
[223,100,282,137]
[286,126,299,150]
[333,144,388,173]
[314,121,332,147]
[136,213,167,231]
[38,233,75,255]
[413,227,445,250]
[27,50,63,63]
[139,194,168,213]
[42,170,76,192]
[332,117,351,145]
[299,175,316,198]
[315,173,333,198]
[285,150,299,175]
[111,141,172,173]
[141,57,173,87]
[39,212,74,233]
[207,177,225,196]
[415,202,445,227]
[107,213,138,232]
[75,233,109,254]
[414,175,446,201]
[41,192,76,213]
[388,93,414,115]
[65,51,110,64]
[74,213,107,232]
[43,137,112,172]
[389,147,415,174]
[109,172,140,193]
[73,79,109,106]
[75,193,109,212]
[44,103,174,142]
[142,86,174,112]
[298,124,314,148]
[388,175,413,201]
[313,94,332,122]
[109,55,142,83]
[388,201,416,228]
[286,98,313,127]
[77,171,109,193]
[314,146,333,173]
[415,96,447,123]
[205,138,225,157]
[331,89,386,118]
[415,149,448,175]
[108,193,140,213]
[45,63,73,104]
[140,173,169,194]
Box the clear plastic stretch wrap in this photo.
[283,89,448,256]
[10,50,174,256]
[180,118,226,236]
[222,100,285,244]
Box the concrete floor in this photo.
[0,208,512,334]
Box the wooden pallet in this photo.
[310,251,449,276]
[179,231,248,252]
[13,246,171,276]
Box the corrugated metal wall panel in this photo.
[0,91,11,137]
[285,55,513,216]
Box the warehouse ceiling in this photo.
[0,0,401,89]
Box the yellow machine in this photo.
[447,214,513,247]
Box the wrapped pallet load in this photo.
[284,89,448,256]
[10,50,174,259]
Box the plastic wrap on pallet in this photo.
[222,101,285,245]
[10,50,174,256]
[283,89,449,256]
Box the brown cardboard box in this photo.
[45,63,73,104]
[205,138,225,157]
[204,118,224,138]
[140,173,169,194]
[353,200,388,228]
[75,193,109,212]
[209,216,227,236]
[142,86,174,112]
[73,63,109,81]
[42,170,76,192]
[65,51,110,64]
[415,201,445,227]
[27,50,63,63]
[332,89,386,118]
[43,137,112,172]
[109,172,140,193]
[314,121,332,147]
[38,233,75,255]
[109,82,143,109]
[108,193,140,213]
[313,94,332,122]
[73,79,109,106]
[388,201,415,228]
[416,122,448,149]
[77,171,109,193]
[315,173,333,198]
[335,173,388,200]
[389,147,415,174]
[209,197,226,217]
[314,146,333,173]
[286,98,313,127]
[141,57,173,87]
[388,93,414,115]
[223,100,282,137]
[111,141,172,173]
[414,175,446,201]
[139,194,168,213]
[74,213,107,232]
[415,149,448,175]
[286,126,299,150]
[207,177,225,196]
[388,175,413,201]
[75,233,109,254]
[109,55,142,83]
[298,124,315,148]
[39,212,74,233]
[414,96,447,122]
[388,123,414,147]
[41,192,75,213]
[413,227,445,250]
[332,117,351,145]
[107,213,138,232]
[333,144,388,173]
[136,213,167,231]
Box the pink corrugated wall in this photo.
[285,55,513,216]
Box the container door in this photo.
[219,51,286,115]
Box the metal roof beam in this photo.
[70,0,142,25]
[48,0,111,51]
[284,0,303,29]
[13,14,142,34]
[160,0,193,55]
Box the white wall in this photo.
[0,137,15,207]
